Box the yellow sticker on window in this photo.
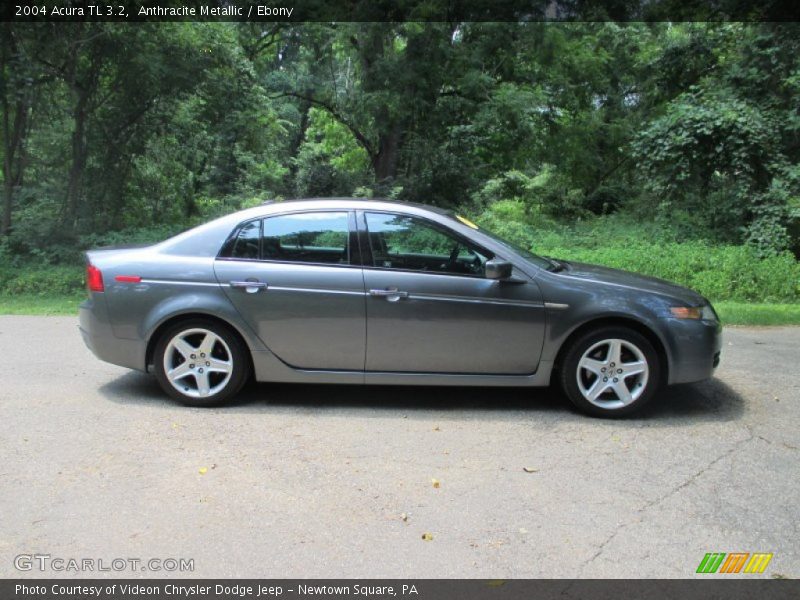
[455,215,479,229]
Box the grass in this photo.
[714,302,800,326]
[0,294,86,316]
[474,202,800,304]
[2,293,799,326]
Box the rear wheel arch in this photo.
[553,316,669,386]
[145,312,254,377]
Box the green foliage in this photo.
[0,264,84,296]
[539,240,799,303]
[470,168,584,219]
[713,302,800,326]
[474,205,800,303]
[294,109,371,197]
[471,198,560,248]
[631,23,800,254]
[632,87,781,248]
[0,294,85,315]
[2,22,799,280]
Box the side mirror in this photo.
[485,258,513,280]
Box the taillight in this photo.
[86,264,104,292]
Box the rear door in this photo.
[214,211,366,371]
[359,211,545,374]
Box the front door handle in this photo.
[369,288,408,302]
[230,280,268,294]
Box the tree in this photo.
[633,23,800,253]
[0,23,43,236]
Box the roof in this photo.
[261,197,452,215]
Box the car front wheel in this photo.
[559,326,661,417]
[153,319,250,407]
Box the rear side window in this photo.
[262,212,350,265]
[220,211,352,264]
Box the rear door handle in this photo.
[369,288,408,302]
[230,280,268,294]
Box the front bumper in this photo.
[662,317,723,385]
[79,295,145,371]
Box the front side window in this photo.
[262,212,350,265]
[365,212,490,276]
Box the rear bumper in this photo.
[79,295,145,371]
[662,318,723,385]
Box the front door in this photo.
[214,211,366,371]
[360,211,545,374]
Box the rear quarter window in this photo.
[219,220,261,259]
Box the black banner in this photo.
[3,580,800,600]
[3,0,800,23]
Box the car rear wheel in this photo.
[559,326,661,417]
[153,319,250,407]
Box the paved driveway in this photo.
[0,316,797,578]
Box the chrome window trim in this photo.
[214,256,363,270]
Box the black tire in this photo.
[153,319,250,407]
[559,326,661,418]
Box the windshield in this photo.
[448,214,556,270]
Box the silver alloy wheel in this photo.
[576,338,649,409]
[163,327,233,399]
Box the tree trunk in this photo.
[63,89,89,230]
[288,90,313,185]
[373,124,403,183]
[1,24,32,236]
[1,166,12,236]
[1,23,11,236]
[1,94,13,236]
[57,23,101,233]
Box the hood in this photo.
[557,260,706,305]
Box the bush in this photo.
[539,241,799,302]
[0,265,84,297]
[473,206,800,303]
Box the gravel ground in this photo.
[0,316,798,578]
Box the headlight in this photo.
[669,305,717,321]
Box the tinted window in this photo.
[226,220,261,260]
[262,212,350,265]
[365,212,489,276]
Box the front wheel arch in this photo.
[558,324,663,417]
[553,316,669,387]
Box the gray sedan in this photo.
[79,198,721,417]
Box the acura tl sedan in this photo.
[79,198,721,417]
